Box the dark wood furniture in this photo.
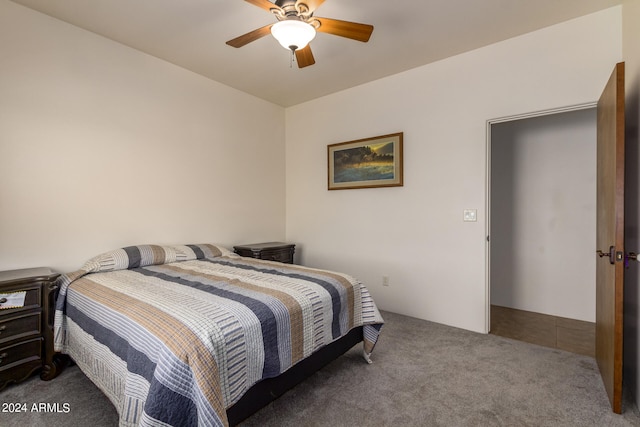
[234,242,295,264]
[0,267,60,391]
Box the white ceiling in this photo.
[11,0,622,107]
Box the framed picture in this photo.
[328,132,403,190]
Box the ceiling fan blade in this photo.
[244,0,282,13]
[296,0,325,13]
[295,45,315,68]
[314,17,373,42]
[226,24,274,48]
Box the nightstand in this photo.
[233,242,296,264]
[0,267,59,390]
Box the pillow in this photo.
[54,243,231,317]
[175,244,235,261]
[67,243,230,277]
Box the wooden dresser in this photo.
[233,242,296,264]
[0,268,60,390]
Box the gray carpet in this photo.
[2,311,639,426]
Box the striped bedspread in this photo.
[53,244,383,427]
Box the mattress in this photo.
[53,244,383,426]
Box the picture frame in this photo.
[328,132,403,190]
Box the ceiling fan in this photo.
[226,0,374,68]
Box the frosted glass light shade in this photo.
[271,20,316,51]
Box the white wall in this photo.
[490,109,597,322]
[285,8,622,333]
[0,0,286,273]
[622,0,640,410]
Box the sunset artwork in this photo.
[333,142,395,183]
[328,133,403,190]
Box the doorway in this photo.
[486,105,597,356]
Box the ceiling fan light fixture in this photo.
[271,20,316,51]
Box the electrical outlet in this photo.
[382,276,389,287]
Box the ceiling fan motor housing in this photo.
[273,0,312,19]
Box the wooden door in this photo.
[596,62,625,414]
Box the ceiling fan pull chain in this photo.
[290,49,295,68]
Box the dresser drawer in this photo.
[0,338,42,373]
[0,313,41,345]
[0,284,41,312]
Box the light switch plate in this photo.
[463,209,477,222]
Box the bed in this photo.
[52,244,383,426]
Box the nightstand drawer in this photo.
[0,284,41,312]
[234,242,296,264]
[0,338,42,372]
[261,249,294,263]
[0,313,42,345]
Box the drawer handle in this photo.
[0,352,8,363]
[0,298,6,304]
